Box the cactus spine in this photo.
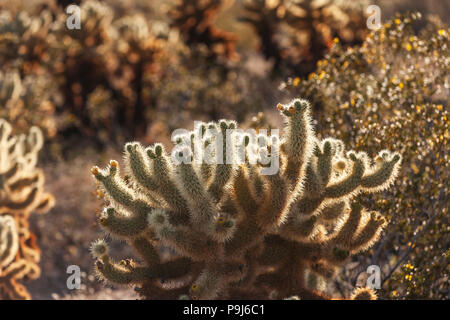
[0,119,54,300]
[91,98,401,299]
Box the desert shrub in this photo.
[0,119,54,299]
[241,0,368,76]
[283,12,449,299]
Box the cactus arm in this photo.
[92,161,153,217]
[348,212,386,252]
[175,154,217,226]
[231,166,258,215]
[96,256,149,285]
[319,201,347,221]
[100,207,149,237]
[148,144,191,215]
[207,121,236,203]
[0,216,19,269]
[278,99,313,184]
[255,173,288,229]
[132,236,161,266]
[125,142,159,193]
[327,202,363,249]
[158,226,218,262]
[316,140,333,187]
[324,153,365,198]
[0,187,39,213]
[360,152,401,191]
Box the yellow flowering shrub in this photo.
[283,12,449,299]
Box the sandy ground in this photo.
[26,151,139,300]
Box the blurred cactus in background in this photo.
[90,98,401,299]
[170,0,238,62]
[51,0,169,145]
[283,12,449,299]
[0,215,20,298]
[241,0,368,76]
[0,0,170,150]
[0,119,54,299]
[0,71,57,139]
[0,8,54,76]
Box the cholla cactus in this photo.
[0,70,56,139]
[108,14,166,138]
[91,98,401,299]
[0,119,54,300]
[0,215,19,271]
[50,0,168,143]
[0,9,54,75]
[170,0,238,61]
[241,0,368,76]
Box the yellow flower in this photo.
[395,19,401,25]
[292,77,300,86]
[318,71,326,80]
[437,104,443,111]
[406,43,412,51]
[216,217,226,225]
[438,29,446,36]
[398,82,404,89]
[333,37,340,44]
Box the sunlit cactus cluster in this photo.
[91,98,401,299]
[0,119,54,300]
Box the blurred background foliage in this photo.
[0,0,447,299]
